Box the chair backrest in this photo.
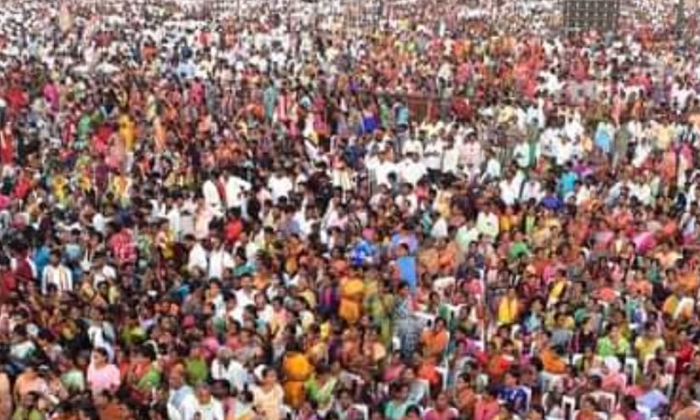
[591,392,616,414]
[571,353,584,368]
[665,356,677,375]
[638,405,652,420]
[415,311,436,328]
[595,411,610,420]
[519,386,533,412]
[435,366,449,389]
[624,357,638,385]
[562,395,577,420]
[353,404,369,420]
[392,335,401,351]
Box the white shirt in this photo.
[367,158,397,187]
[631,182,653,206]
[225,175,251,209]
[499,172,525,206]
[395,193,418,214]
[424,140,444,171]
[521,180,544,203]
[442,147,461,174]
[211,359,248,392]
[268,175,293,204]
[168,386,198,420]
[189,398,224,420]
[482,158,502,182]
[431,217,448,239]
[235,289,255,308]
[41,264,73,295]
[399,159,427,186]
[208,248,234,280]
[92,264,117,287]
[187,243,208,274]
[476,211,499,238]
[167,207,182,240]
[202,179,223,215]
[553,140,575,166]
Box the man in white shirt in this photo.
[423,137,444,173]
[186,234,208,274]
[499,169,525,206]
[41,251,73,295]
[168,368,198,420]
[521,176,544,203]
[210,348,248,392]
[442,136,461,175]
[481,148,502,183]
[366,149,397,187]
[476,204,500,240]
[460,134,482,169]
[202,173,223,216]
[398,152,427,186]
[208,236,234,280]
[225,171,251,209]
[267,167,294,204]
[167,196,183,240]
[90,253,117,287]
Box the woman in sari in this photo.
[364,273,394,346]
[281,342,313,409]
[305,366,338,417]
[338,268,365,325]
[121,345,161,408]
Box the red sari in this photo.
[0,126,13,166]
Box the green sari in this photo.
[305,376,338,411]
[364,281,394,346]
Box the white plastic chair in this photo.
[638,405,651,420]
[571,353,584,368]
[511,324,522,340]
[415,311,436,328]
[541,372,564,392]
[520,386,533,412]
[624,357,638,384]
[665,356,677,375]
[436,366,449,389]
[663,373,675,398]
[562,395,577,420]
[443,303,464,322]
[574,412,610,420]
[353,404,369,420]
[591,392,617,414]
[392,335,401,351]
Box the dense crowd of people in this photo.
[1,0,700,419]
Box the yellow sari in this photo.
[281,352,313,409]
[119,114,136,152]
[339,277,365,324]
[497,297,519,325]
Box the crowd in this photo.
[1,0,700,419]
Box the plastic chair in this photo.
[624,357,638,385]
[638,405,651,420]
[353,404,369,420]
[591,392,617,414]
[392,335,401,351]
[415,311,436,328]
[571,353,584,368]
[436,366,449,389]
[520,386,533,412]
[562,395,577,420]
